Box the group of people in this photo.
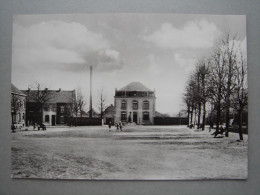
[108,121,123,132]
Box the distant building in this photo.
[79,109,100,118]
[11,84,27,128]
[114,82,156,125]
[22,88,76,126]
[103,104,115,125]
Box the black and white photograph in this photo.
[11,14,248,180]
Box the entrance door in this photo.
[52,115,56,126]
[133,112,138,124]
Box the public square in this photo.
[11,125,248,180]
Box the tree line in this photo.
[183,34,247,140]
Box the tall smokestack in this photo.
[89,66,93,118]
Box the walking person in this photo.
[108,121,112,132]
[119,121,123,131]
[115,123,119,131]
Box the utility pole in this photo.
[89,66,93,118]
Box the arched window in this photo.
[132,100,138,110]
[143,100,149,110]
[121,100,127,109]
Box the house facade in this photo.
[22,88,76,126]
[11,84,26,128]
[114,82,156,125]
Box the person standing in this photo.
[209,120,213,132]
[108,122,112,132]
[119,121,123,131]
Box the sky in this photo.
[11,14,246,115]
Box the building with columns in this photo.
[114,82,156,125]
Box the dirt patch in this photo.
[11,126,248,179]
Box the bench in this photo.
[212,127,226,138]
[38,123,46,130]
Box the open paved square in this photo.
[11,125,248,180]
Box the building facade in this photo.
[103,104,115,125]
[114,82,156,125]
[22,88,76,126]
[11,84,26,128]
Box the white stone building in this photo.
[114,82,156,125]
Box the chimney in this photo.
[89,66,93,118]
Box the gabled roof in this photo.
[11,84,26,96]
[21,89,75,103]
[118,82,152,92]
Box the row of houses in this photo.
[11,82,188,128]
[11,84,76,127]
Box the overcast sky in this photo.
[11,14,246,115]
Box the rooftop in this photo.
[11,84,27,96]
[118,82,152,92]
[21,89,76,103]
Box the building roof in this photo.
[118,82,152,92]
[80,109,99,117]
[22,89,75,103]
[11,84,27,96]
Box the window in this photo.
[60,116,64,123]
[52,105,56,112]
[18,113,21,122]
[121,112,127,121]
[121,100,127,109]
[143,112,149,121]
[143,100,149,110]
[45,115,49,122]
[132,100,138,110]
[60,106,65,113]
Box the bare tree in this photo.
[184,76,197,127]
[27,83,52,124]
[97,88,108,119]
[76,88,86,118]
[197,59,210,130]
[221,35,238,137]
[208,45,228,132]
[231,53,248,140]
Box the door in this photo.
[133,112,138,124]
[52,115,56,126]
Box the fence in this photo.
[154,117,189,125]
[71,117,102,126]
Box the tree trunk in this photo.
[216,100,221,132]
[238,110,243,140]
[225,107,230,137]
[197,103,201,129]
[190,104,194,126]
[202,101,206,130]
[187,105,190,127]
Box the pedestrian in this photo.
[33,123,36,130]
[209,120,213,132]
[119,121,123,131]
[115,123,119,131]
[108,122,112,132]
